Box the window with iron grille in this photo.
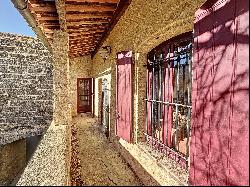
[145,32,193,169]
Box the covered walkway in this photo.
[70,114,142,186]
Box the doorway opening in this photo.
[77,78,94,114]
[100,78,111,138]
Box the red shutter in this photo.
[189,0,249,185]
[116,51,133,143]
[147,67,152,136]
[162,46,175,147]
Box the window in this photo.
[145,32,193,169]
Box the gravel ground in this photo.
[72,114,142,186]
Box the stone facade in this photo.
[0,32,53,145]
[91,0,206,184]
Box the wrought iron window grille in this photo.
[144,32,193,170]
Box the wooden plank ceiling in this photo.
[27,0,130,57]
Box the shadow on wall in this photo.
[7,135,42,186]
[189,0,249,185]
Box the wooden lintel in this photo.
[37,16,59,21]
[66,4,116,12]
[66,14,112,20]
[29,4,57,13]
[91,0,132,57]
[65,0,119,3]
[67,20,109,26]
[67,28,106,33]
[69,31,104,36]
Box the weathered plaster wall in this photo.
[91,0,206,185]
[0,139,26,185]
[69,56,92,117]
[0,32,53,145]
[92,0,206,141]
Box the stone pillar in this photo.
[51,30,70,126]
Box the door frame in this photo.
[77,78,94,114]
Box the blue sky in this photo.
[0,0,36,37]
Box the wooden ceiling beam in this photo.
[66,4,116,12]
[29,4,57,13]
[42,23,60,26]
[67,28,106,33]
[67,25,107,29]
[36,16,59,21]
[71,41,96,43]
[69,31,104,36]
[91,0,132,57]
[65,0,119,3]
[70,37,102,41]
[69,34,103,37]
[66,14,112,20]
[39,20,59,23]
[71,46,96,48]
[29,0,55,4]
[67,20,109,26]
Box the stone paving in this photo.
[71,114,142,186]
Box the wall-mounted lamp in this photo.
[99,46,111,61]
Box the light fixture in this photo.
[99,46,111,61]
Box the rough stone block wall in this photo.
[0,32,53,145]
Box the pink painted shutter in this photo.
[147,67,152,136]
[163,46,175,147]
[189,0,249,185]
[116,51,133,143]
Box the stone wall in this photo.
[0,32,53,145]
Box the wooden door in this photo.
[77,78,93,113]
[189,0,249,185]
[116,51,133,143]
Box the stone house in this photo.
[0,0,248,186]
